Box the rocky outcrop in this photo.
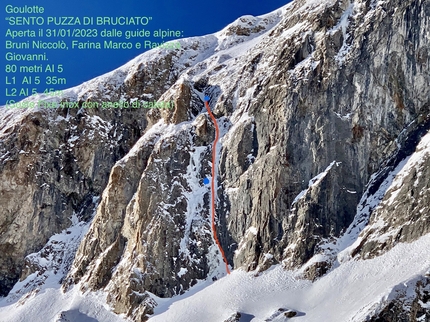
[65,118,218,321]
[366,275,430,322]
[0,106,143,296]
[220,0,430,273]
[223,312,241,322]
[0,46,185,296]
[351,126,430,260]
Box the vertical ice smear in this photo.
[180,144,210,262]
[333,2,355,64]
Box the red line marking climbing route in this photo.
[204,97,231,275]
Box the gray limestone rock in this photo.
[224,312,241,322]
[0,44,184,296]
[0,0,429,321]
[366,276,430,322]
[52,0,430,318]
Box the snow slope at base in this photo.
[0,284,127,322]
[149,233,430,322]
[1,233,428,322]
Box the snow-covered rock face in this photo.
[1,0,430,321]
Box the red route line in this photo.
[205,100,231,274]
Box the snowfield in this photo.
[1,232,429,322]
[149,233,430,322]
